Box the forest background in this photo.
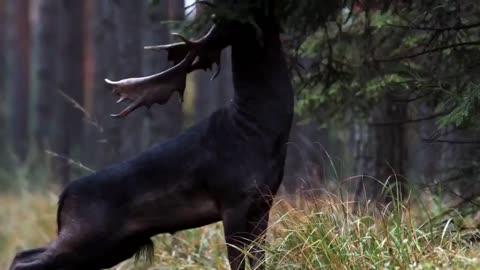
[1,1,480,268]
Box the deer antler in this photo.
[105,24,225,118]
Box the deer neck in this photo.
[229,23,294,136]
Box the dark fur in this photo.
[9,18,293,270]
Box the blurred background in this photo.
[0,0,236,188]
[1,0,480,268]
[0,0,479,202]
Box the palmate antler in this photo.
[105,24,226,118]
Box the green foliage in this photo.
[438,83,480,127]
[282,0,480,129]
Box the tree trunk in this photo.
[0,0,5,100]
[193,71,216,122]
[283,120,332,194]
[213,47,234,107]
[7,0,31,163]
[90,1,120,168]
[168,0,184,20]
[32,0,59,151]
[113,0,144,159]
[0,0,6,158]
[353,97,407,204]
[407,103,441,188]
[82,0,96,158]
[89,1,144,168]
[55,0,84,184]
[192,43,234,119]
[192,2,218,122]
[143,0,183,146]
[437,127,480,200]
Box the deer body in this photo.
[9,14,293,270]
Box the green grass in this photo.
[0,191,479,270]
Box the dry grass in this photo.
[0,191,479,270]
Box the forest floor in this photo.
[1,191,479,270]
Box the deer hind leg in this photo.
[9,248,46,266]
[9,248,43,270]
[9,247,57,270]
[9,234,152,270]
[222,195,273,270]
[9,244,89,270]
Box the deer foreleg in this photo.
[222,194,273,270]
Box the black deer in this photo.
[9,8,293,270]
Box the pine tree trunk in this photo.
[0,0,6,156]
[90,1,120,168]
[32,0,59,151]
[283,121,331,194]
[0,0,4,100]
[55,0,84,184]
[192,2,217,122]
[168,0,184,20]
[143,0,183,146]
[8,0,31,163]
[90,1,144,168]
[212,48,234,107]
[113,0,144,158]
[193,71,215,122]
[407,103,441,187]
[438,127,480,200]
[82,0,95,160]
[353,97,407,204]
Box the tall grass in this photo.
[262,195,480,269]
[0,190,479,269]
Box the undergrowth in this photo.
[1,189,479,270]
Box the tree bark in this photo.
[353,97,407,204]
[283,120,332,194]
[90,1,120,168]
[55,0,84,184]
[168,0,184,20]
[143,0,183,146]
[192,1,218,122]
[407,103,441,187]
[8,0,31,163]
[437,127,480,200]
[0,0,5,100]
[193,71,216,122]
[0,0,6,157]
[89,1,144,168]
[32,0,59,151]
[215,48,234,107]
[195,46,234,122]
[114,0,144,159]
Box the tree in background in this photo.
[89,1,121,168]
[1,0,480,211]
[0,0,6,164]
[0,0,4,101]
[89,0,151,168]
[143,0,184,146]
[54,0,84,184]
[112,1,145,160]
[32,0,59,161]
[290,0,480,202]
[6,0,31,164]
